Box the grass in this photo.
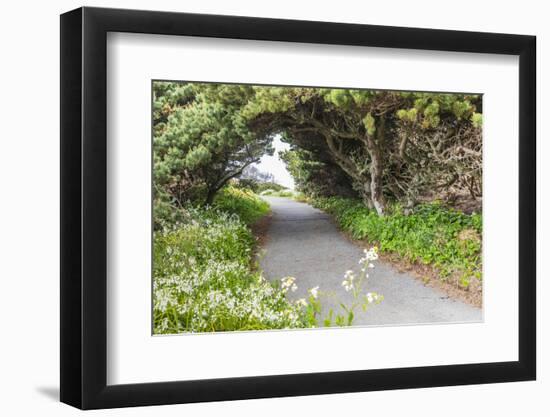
[310,196,482,289]
[214,186,270,225]
[260,189,294,197]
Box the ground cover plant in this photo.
[260,189,295,197]
[310,196,482,289]
[153,190,307,333]
[213,186,270,225]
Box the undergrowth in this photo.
[153,187,307,334]
[213,186,270,225]
[310,196,482,289]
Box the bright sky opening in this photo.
[253,134,295,189]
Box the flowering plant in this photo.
[297,247,383,328]
[334,247,383,326]
[154,203,382,333]
[153,206,307,333]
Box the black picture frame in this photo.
[60,6,536,410]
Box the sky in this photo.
[252,134,295,189]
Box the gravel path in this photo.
[259,197,482,327]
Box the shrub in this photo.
[292,192,309,203]
[153,207,308,333]
[213,186,270,225]
[311,197,482,287]
[232,177,260,193]
[276,190,294,197]
[256,182,287,193]
[260,189,276,196]
[260,189,295,198]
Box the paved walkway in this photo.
[259,197,482,326]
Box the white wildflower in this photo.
[288,311,298,321]
[281,276,297,292]
[342,270,356,292]
[296,298,307,307]
[359,247,379,267]
[309,286,320,299]
[342,279,354,292]
[344,270,355,280]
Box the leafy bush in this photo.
[276,190,294,197]
[292,192,309,203]
[153,207,308,334]
[259,189,275,196]
[311,197,482,287]
[213,186,270,225]
[261,189,295,197]
[256,181,287,193]
[232,177,261,193]
[153,185,269,230]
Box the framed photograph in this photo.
[60,6,536,410]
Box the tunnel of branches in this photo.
[153,82,482,217]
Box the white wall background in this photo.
[0,0,545,415]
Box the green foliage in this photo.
[154,81,482,213]
[311,197,482,287]
[260,189,294,197]
[153,206,308,333]
[471,112,483,128]
[153,186,384,333]
[422,101,440,128]
[240,86,482,212]
[363,112,376,135]
[241,86,297,119]
[325,88,353,107]
[232,178,260,193]
[396,108,418,122]
[255,181,287,193]
[153,187,316,334]
[153,190,188,230]
[279,148,357,199]
[409,93,479,129]
[213,186,270,225]
[274,190,294,197]
[153,81,273,205]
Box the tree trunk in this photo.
[369,147,386,216]
[204,160,257,206]
[205,188,216,206]
[367,116,387,216]
[361,183,374,209]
